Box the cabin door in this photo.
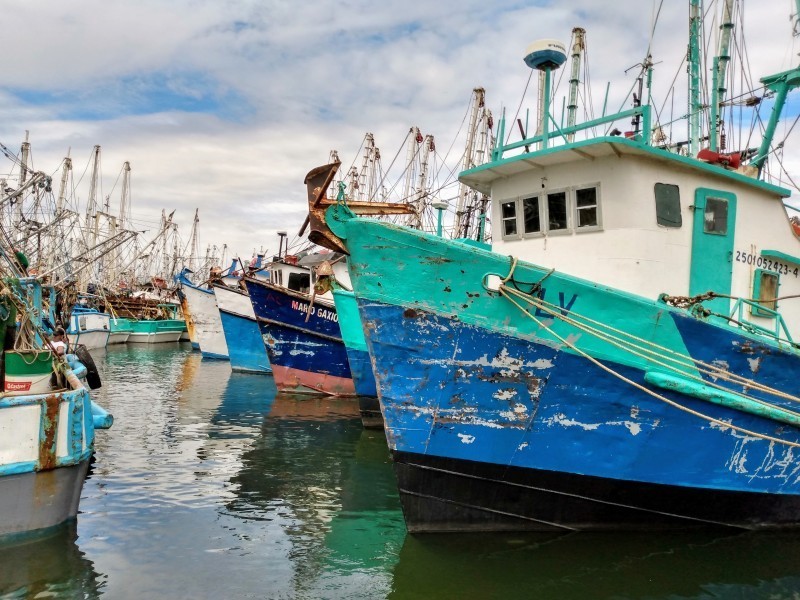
[689,188,737,315]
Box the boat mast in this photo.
[413,134,434,230]
[189,208,199,274]
[402,127,422,204]
[111,161,131,290]
[15,132,30,244]
[710,0,734,152]
[567,27,586,142]
[688,0,704,156]
[79,145,101,292]
[56,151,72,217]
[455,88,487,238]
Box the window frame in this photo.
[573,184,602,233]
[498,183,602,240]
[751,268,780,318]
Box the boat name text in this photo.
[291,300,339,322]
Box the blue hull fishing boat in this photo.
[244,277,355,395]
[213,283,272,374]
[305,4,800,531]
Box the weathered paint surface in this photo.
[340,216,800,503]
[245,278,354,395]
[332,288,377,397]
[177,278,229,358]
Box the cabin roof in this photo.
[458,136,792,199]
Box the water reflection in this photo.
[389,530,800,599]
[0,522,102,599]
[4,345,799,598]
[227,393,404,599]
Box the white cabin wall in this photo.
[491,152,800,326]
[491,153,694,301]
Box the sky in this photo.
[1,0,799,263]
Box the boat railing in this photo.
[492,105,652,161]
[728,297,794,345]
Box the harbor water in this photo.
[3,344,800,599]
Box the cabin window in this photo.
[272,270,283,286]
[575,186,599,229]
[704,197,728,235]
[501,200,518,237]
[522,196,542,234]
[752,269,779,317]
[654,183,682,227]
[287,273,310,293]
[547,191,568,231]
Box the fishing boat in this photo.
[213,281,272,374]
[244,254,355,395]
[108,316,133,344]
[65,306,110,350]
[0,278,113,537]
[306,5,800,531]
[175,268,229,360]
[332,287,381,427]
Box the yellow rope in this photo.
[501,285,800,422]
[498,286,800,449]
[502,284,800,406]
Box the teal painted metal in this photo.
[645,370,800,428]
[460,136,790,199]
[752,67,800,173]
[495,107,650,156]
[729,297,794,344]
[761,249,800,266]
[335,211,700,374]
[710,0,734,152]
[542,66,552,149]
[689,188,737,315]
[91,401,113,429]
[689,0,703,156]
[0,461,38,477]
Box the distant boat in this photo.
[244,255,354,395]
[175,268,229,360]
[0,278,113,537]
[213,282,272,374]
[108,316,132,344]
[66,306,110,350]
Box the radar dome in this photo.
[523,39,567,71]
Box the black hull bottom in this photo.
[358,395,383,430]
[392,451,800,533]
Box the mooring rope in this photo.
[501,284,800,407]
[498,286,800,449]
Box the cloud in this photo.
[1,0,798,260]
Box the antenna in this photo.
[523,39,567,149]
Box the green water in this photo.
[2,344,800,599]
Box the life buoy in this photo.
[74,344,102,390]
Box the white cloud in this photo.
[1,0,798,259]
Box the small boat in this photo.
[65,306,110,350]
[108,316,132,344]
[0,278,113,537]
[213,282,272,374]
[175,268,229,359]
